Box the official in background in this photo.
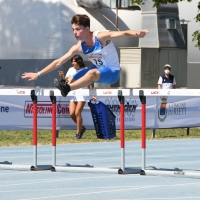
[158,64,176,89]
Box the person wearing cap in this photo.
[158,64,176,89]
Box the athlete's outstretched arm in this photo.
[98,30,149,43]
[21,43,81,81]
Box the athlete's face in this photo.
[72,24,89,40]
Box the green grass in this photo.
[0,128,200,147]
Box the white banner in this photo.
[0,89,200,130]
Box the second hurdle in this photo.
[44,88,141,174]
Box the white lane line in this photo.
[0,144,200,156]
[122,197,200,200]
[0,185,137,193]
[1,155,199,166]
[0,153,199,167]
[147,160,200,166]
[0,152,97,159]
[0,171,36,176]
[18,182,200,200]
[110,198,200,200]
[0,175,127,187]
[0,139,199,152]
[1,182,200,194]
[1,146,200,159]
[42,154,200,163]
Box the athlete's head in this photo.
[71,14,90,28]
[71,54,85,69]
[71,14,90,40]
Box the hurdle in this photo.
[44,88,141,174]
[133,89,200,179]
[0,89,51,171]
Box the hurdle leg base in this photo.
[140,170,146,175]
[51,166,56,172]
[0,164,52,171]
[31,165,52,171]
[51,165,141,174]
[65,163,94,167]
[0,161,12,165]
[142,168,200,179]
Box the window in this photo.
[166,18,176,30]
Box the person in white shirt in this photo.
[58,54,93,139]
[158,64,176,89]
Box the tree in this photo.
[131,0,200,49]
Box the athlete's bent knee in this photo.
[87,69,100,81]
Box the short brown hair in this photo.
[71,14,90,28]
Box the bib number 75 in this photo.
[93,59,103,66]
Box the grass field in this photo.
[0,128,200,146]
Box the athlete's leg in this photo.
[69,101,77,124]
[68,65,99,90]
[73,65,97,81]
[70,69,100,90]
[54,65,97,97]
[75,101,86,136]
[54,66,120,97]
[69,67,120,90]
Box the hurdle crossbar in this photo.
[47,89,141,174]
[138,89,200,179]
[0,89,51,171]
[132,88,200,96]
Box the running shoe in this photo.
[75,126,86,139]
[54,78,71,97]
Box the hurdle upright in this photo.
[44,88,141,174]
[0,88,51,171]
[133,88,200,179]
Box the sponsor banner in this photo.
[24,101,70,118]
[97,96,156,129]
[1,91,200,130]
[155,96,200,128]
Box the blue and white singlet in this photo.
[81,31,120,70]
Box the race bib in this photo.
[88,53,107,67]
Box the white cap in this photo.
[164,64,171,68]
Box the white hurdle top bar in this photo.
[0,88,43,96]
[132,89,200,96]
[1,88,200,96]
[44,88,200,97]
[43,88,130,96]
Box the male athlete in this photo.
[22,14,149,97]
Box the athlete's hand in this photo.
[137,30,149,38]
[21,72,38,81]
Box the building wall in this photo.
[178,0,200,63]
[120,48,187,88]
[178,0,200,88]
[141,48,187,88]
